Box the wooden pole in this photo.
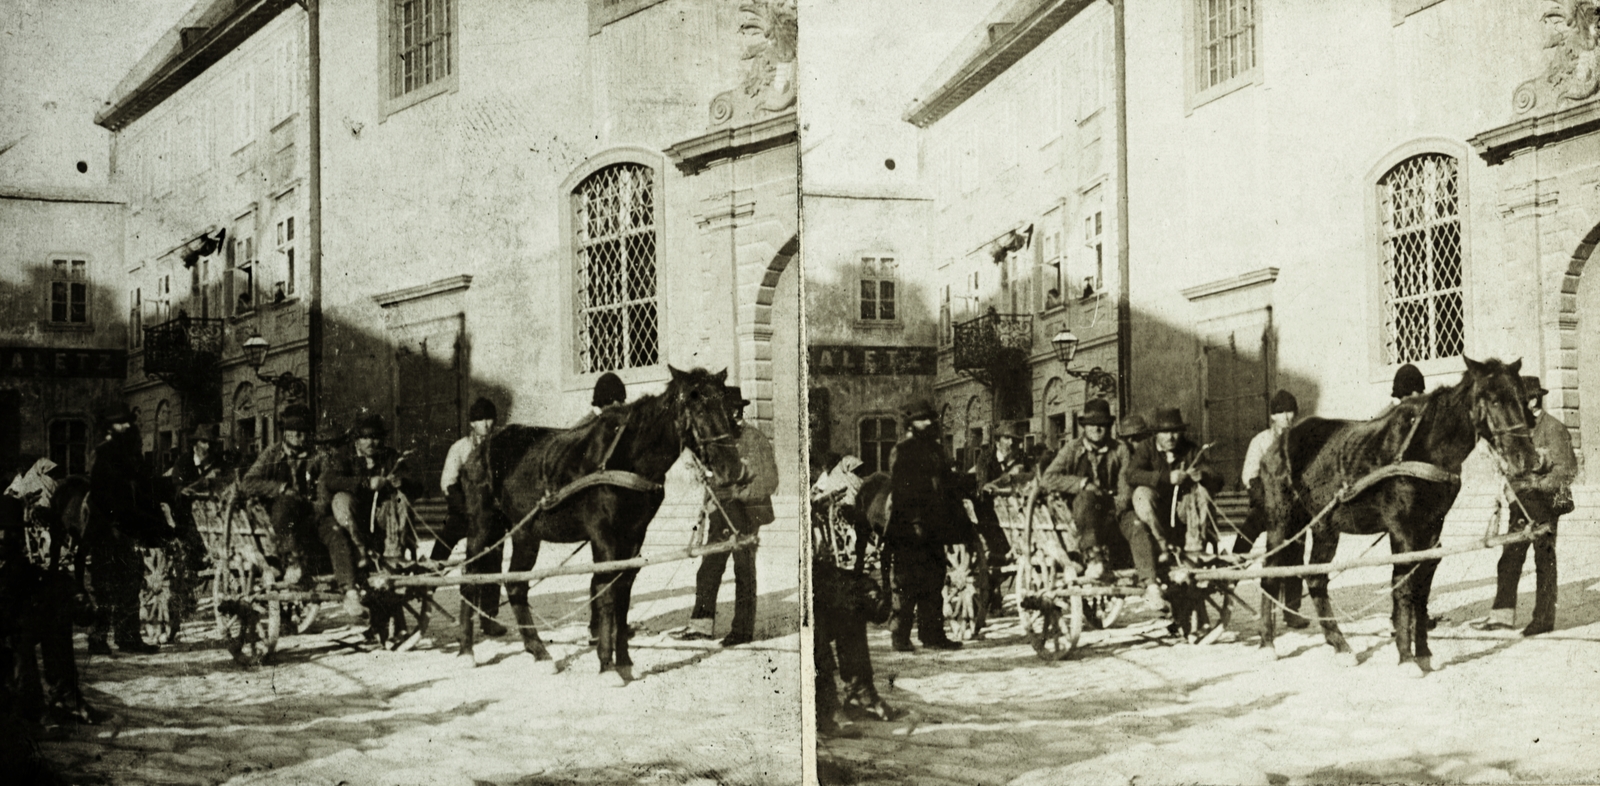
[385,535,758,588]
[1185,525,1551,582]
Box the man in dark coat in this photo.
[321,413,417,617]
[1476,376,1576,636]
[1040,399,1128,582]
[969,421,1028,564]
[240,405,323,592]
[1122,407,1223,607]
[85,403,170,654]
[884,397,964,652]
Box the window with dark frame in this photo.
[859,256,897,321]
[858,416,898,476]
[391,0,454,99]
[129,288,142,348]
[1379,153,1464,365]
[48,419,88,476]
[574,162,659,373]
[49,259,87,324]
[276,215,295,298]
[1197,0,1256,91]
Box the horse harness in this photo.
[529,422,663,514]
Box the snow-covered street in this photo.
[820,523,1600,786]
[37,529,804,786]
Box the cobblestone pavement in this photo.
[819,528,1600,785]
[36,541,803,786]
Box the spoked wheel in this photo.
[140,547,177,645]
[212,559,280,667]
[1082,594,1127,632]
[285,601,320,635]
[943,544,977,642]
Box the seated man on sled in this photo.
[1121,407,1223,609]
[319,413,420,620]
[1040,399,1132,586]
[240,405,335,600]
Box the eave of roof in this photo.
[95,0,298,132]
[904,0,1097,129]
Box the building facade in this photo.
[1123,0,1600,492]
[98,0,310,470]
[909,0,1120,466]
[0,191,127,475]
[313,0,801,501]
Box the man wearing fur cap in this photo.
[1235,390,1307,628]
[433,397,506,636]
[85,402,171,654]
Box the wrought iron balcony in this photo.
[142,316,226,389]
[952,310,1032,388]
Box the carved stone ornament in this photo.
[710,0,796,126]
[1514,0,1600,115]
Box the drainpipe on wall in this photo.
[305,0,324,421]
[1112,0,1132,417]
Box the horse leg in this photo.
[591,569,616,675]
[612,567,641,679]
[1307,535,1353,664]
[1412,557,1440,672]
[505,538,553,663]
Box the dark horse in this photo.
[460,367,744,683]
[1260,357,1540,674]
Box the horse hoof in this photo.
[1333,650,1358,668]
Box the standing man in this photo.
[1235,390,1307,628]
[433,398,505,636]
[1040,399,1128,582]
[1477,376,1575,636]
[1122,407,1223,608]
[241,405,323,593]
[84,403,169,655]
[883,398,964,652]
[677,386,778,647]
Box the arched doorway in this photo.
[745,234,800,497]
[1569,222,1600,478]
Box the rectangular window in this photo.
[1042,228,1064,308]
[156,274,171,323]
[1380,153,1465,364]
[858,417,899,476]
[129,288,142,348]
[49,259,88,324]
[1083,210,1104,297]
[231,235,257,315]
[858,256,898,322]
[232,72,255,150]
[48,420,88,476]
[1197,0,1257,91]
[391,0,454,99]
[574,163,659,373]
[275,215,295,300]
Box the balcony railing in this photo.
[952,310,1032,388]
[143,316,226,388]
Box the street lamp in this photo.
[242,329,308,401]
[1051,330,1117,397]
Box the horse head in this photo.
[666,366,744,486]
[1462,356,1540,479]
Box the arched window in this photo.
[572,163,659,373]
[1378,153,1464,364]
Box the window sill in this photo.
[381,74,458,121]
[39,321,93,333]
[852,319,903,331]
[1187,68,1261,115]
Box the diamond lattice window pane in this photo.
[1380,153,1463,364]
[573,163,658,373]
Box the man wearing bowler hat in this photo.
[882,397,965,652]
[1236,390,1307,628]
[1475,375,1575,636]
[1041,399,1128,582]
[1123,407,1223,608]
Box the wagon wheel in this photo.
[140,546,179,645]
[943,544,977,642]
[212,559,280,667]
[1083,593,1126,632]
[285,600,320,635]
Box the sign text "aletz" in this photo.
[809,345,937,376]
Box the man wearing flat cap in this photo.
[1041,399,1129,582]
[1476,375,1575,636]
[883,397,965,652]
[1235,390,1307,628]
[433,397,506,636]
[1123,407,1223,607]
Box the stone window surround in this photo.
[378,0,460,120]
[1183,0,1263,115]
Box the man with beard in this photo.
[85,403,171,654]
[883,398,964,652]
